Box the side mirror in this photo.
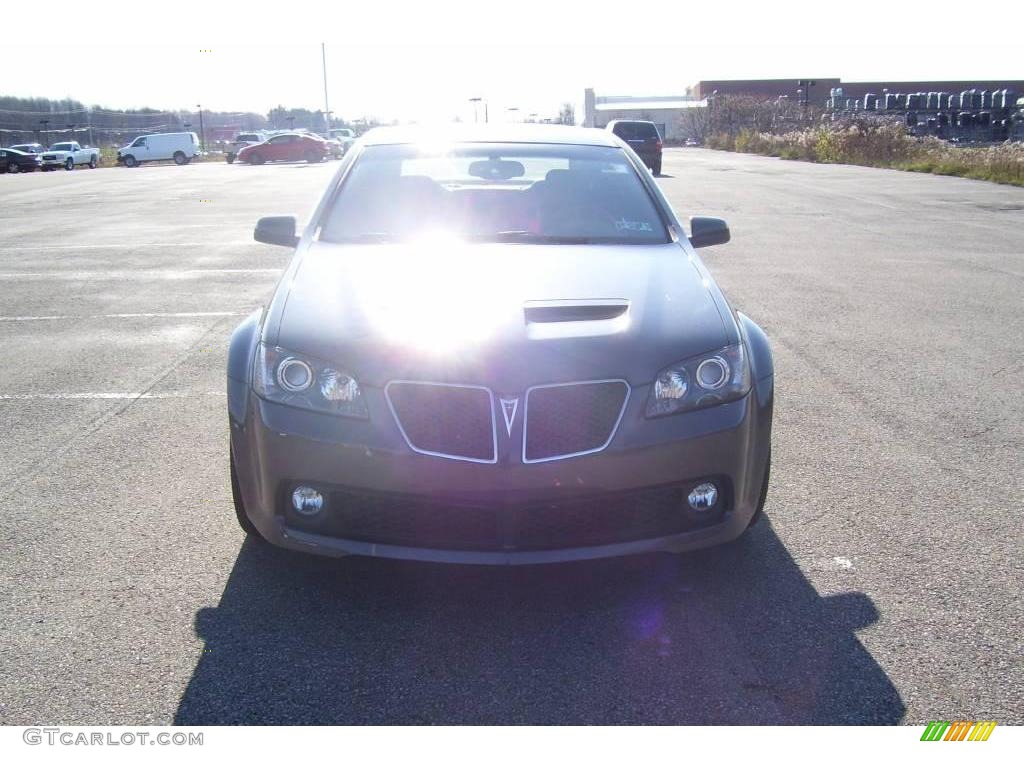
[254,216,299,248]
[688,216,730,249]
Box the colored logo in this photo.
[920,721,996,741]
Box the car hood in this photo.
[273,241,729,389]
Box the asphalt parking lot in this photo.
[1,150,1021,725]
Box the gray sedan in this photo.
[227,125,773,564]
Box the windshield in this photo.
[613,122,660,141]
[319,143,669,245]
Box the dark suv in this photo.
[606,120,663,176]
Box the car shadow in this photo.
[174,521,903,724]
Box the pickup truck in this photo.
[328,128,356,154]
[40,141,100,170]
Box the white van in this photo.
[117,132,200,167]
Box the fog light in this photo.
[687,482,718,512]
[291,486,324,516]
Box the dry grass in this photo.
[707,123,1024,186]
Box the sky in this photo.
[2,0,1021,123]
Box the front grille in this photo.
[315,488,501,550]
[524,380,629,462]
[43,155,56,160]
[285,481,727,551]
[386,381,496,463]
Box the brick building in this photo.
[694,78,1024,106]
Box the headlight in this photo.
[253,343,368,418]
[646,343,750,418]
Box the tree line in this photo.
[0,95,368,147]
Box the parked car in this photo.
[225,132,266,164]
[235,133,329,165]
[606,120,663,175]
[328,128,356,154]
[0,147,43,173]
[324,138,345,159]
[228,125,773,564]
[10,143,45,156]
[39,141,100,170]
[116,132,200,167]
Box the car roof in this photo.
[360,123,620,148]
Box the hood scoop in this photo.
[524,299,630,324]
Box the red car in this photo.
[236,133,329,165]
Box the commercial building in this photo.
[694,78,1024,106]
[583,89,705,140]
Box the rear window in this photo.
[611,122,660,141]
[320,143,668,245]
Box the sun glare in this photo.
[357,236,513,355]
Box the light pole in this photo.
[321,43,330,130]
[195,104,206,153]
[797,80,816,120]
[40,119,50,146]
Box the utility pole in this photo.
[196,104,206,152]
[322,43,331,131]
[798,79,816,121]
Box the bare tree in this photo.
[678,107,712,143]
[558,102,576,126]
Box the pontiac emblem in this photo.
[499,398,519,436]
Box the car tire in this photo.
[651,160,662,177]
[305,150,320,164]
[249,152,265,165]
[230,447,262,538]
[226,153,235,164]
[173,151,187,165]
[123,154,137,168]
[65,157,74,170]
[88,156,97,168]
[6,161,19,174]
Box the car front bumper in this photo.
[230,381,772,564]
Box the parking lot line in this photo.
[0,242,253,251]
[0,391,221,400]
[0,311,251,321]
[0,268,281,280]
